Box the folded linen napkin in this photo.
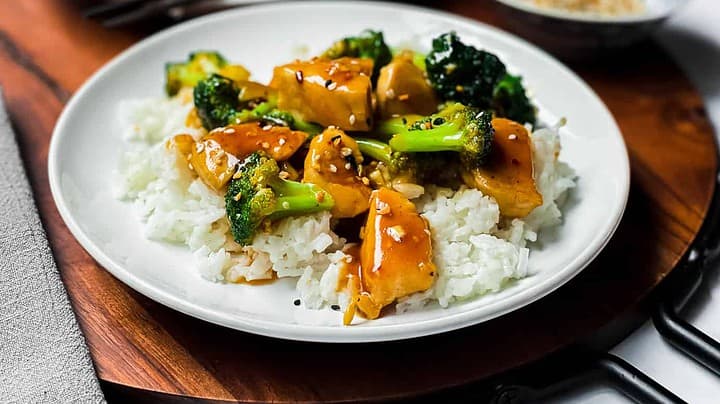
[0,89,105,403]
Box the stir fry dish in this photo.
[117,30,575,324]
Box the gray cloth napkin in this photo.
[0,90,105,403]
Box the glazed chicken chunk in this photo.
[462,118,543,217]
[270,57,374,131]
[354,188,436,320]
[303,127,372,218]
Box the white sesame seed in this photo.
[195,143,205,153]
[279,171,289,179]
[261,142,270,149]
[282,201,290,209]
[340,147,353,157]
[385,88,396,99]
[349,114,357,125]
[273,146,281,153]
[345,162,352,170]
[278,137,287,145]
[386,225,405,242]
[327,81,337,91]
[361,177,370,186]
[376,201,390,215]
[508,134,518,140]
[262,125,272,131]
[329,164,338,173]
[312,154,320,162]
[345,256,353,263]
[224,127,236,134]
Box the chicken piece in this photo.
[375,52,439,119]
[303,127,371,218]
[462,118,543,218]
[269,57,374,131]
[186,123,307,191]
[355,188,436,320]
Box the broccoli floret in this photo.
[225,152,335,245]
[387,103,494,170]
[322,30,392,81]
[425,32,536,124]
[492,74,536,125]
[193,74,240,130]
[425,32,506,109]
[166,51,228,96]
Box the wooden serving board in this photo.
[1,1,716,402]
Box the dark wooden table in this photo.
[1,1,717,402]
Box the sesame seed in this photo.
[332,136,342,146]
[391,113,400,118]
[295,70,304,83]
[262,125,272,131]
[345,162,352,170]
[385,88,396,99]
[282,201,290,209]
[361,177,370,186]
[349,114,357,125]
[325,80,337,90]
[232,171,243,179]
[273,146,281,153]
[329,164,338,173]
[233,192,243,201]
[398,93,409,101]
[279,171,289,179]
[293,299,301,306]
[195,143,205,153]
[278,137,287,145]
[445,63,457,74]
[386,225,405,242]
[340,147,353,157]
[216,150,225,158]
[455,85,464,93]
[345,256,353,263]
[508,134,518,140]
[224,127,236,134]
[261,142,270,149]
[312,154,321,163]
[331,304,341,311]
[316,191,326,203]
[423,228,431,236]
[376,201,390,215]
[188,163,193,170]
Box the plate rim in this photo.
[48,0,630,343]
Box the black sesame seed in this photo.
[331,304,341,311]
[325,79,333,88]
[433,117,445,126]
[293,299,301,306]
[401,117,407,125]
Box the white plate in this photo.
[49,1,629,343]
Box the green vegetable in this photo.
[193,74,240,130]
[386,103,494,170]
[492,73,536,125]
[225,152,334,245]
[425,32,506,110]
[425,32,537,124]
[166,51,227,96]
[355,138,417,178]
[322,30,392,81]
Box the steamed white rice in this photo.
[116,96,575,316]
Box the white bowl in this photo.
[494,0,684,55]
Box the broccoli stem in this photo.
[374,115,424,141]
[355,138,394,165]
[267,178,333,220]
[388,122,464,153]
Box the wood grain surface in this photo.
[1,0,717,402]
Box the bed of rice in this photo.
[115,96,575,315]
